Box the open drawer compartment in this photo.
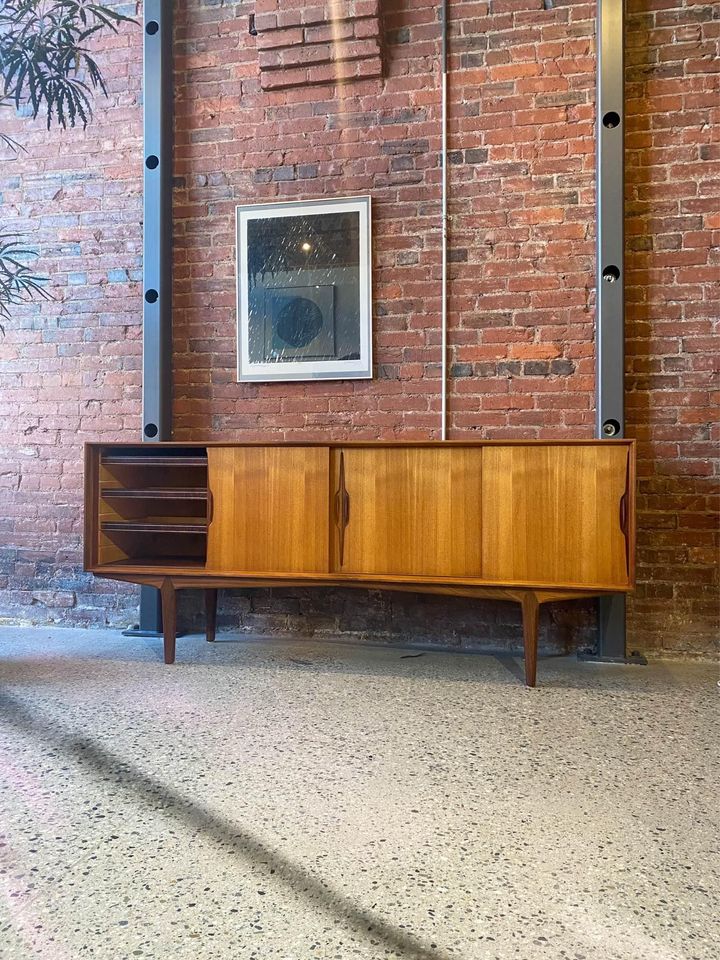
[88,445,210,569]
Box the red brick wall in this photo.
[0,0,717,657]
[0,8,143,627]
[625,0,719,655]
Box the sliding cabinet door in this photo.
[207,446,330,574]
[481,444,631,589]
[334,447,482,578]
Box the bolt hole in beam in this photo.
[146,20,159,35]
[144,423,159,439]
[146,155,160,169]
[603,110,621,128]
[602,264,620,283]
[602,419,621,437]
[145,289,159,303]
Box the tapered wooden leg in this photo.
[160,578,176,664]
[205,589,218,643]
[521,592,539,688]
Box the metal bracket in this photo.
[578,650,648,666]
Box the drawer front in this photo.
[207,446,330,574]
[334,446,483,578]
[481,444,631,589]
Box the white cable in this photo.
[440,8,449,441]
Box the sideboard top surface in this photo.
[86,439,635,449]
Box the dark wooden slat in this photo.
[84,444,99,570]
[101,455,208,466]
[101,520,207,534]
[103,558,205,568]
[102,487,208,500]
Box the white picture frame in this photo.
[236,196,372,383]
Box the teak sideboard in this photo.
[84,440,636,686]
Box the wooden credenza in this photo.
[84,440,636,686]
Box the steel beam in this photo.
[142,0,173,443]
[594,0,631,660]
[125,0,174,638]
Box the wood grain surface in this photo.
[481,444,630,588]
[334,446,483,578]
[206,445,330,573]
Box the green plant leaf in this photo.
[0,1,137,325]
[0,233,54,332]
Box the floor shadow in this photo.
[491,654,525,683]
[0,634,666,694]
[0,690,454,960]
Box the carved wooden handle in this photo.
[207,488,214,526]
[619,485,630,577]
[619,492,628,535]
[336,452,350,566]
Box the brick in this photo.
[256,4,382,91]
[256,26,304,49]
[31,590,76,608]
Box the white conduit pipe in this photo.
[440,0,449,440]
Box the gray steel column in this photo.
[142,0,173,443]
[126,0,174,637]
[594,0,629,660]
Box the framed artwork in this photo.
[236,196,372,382]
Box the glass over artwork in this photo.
[236,197,372,382]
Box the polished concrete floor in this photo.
[0,626,717,960]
